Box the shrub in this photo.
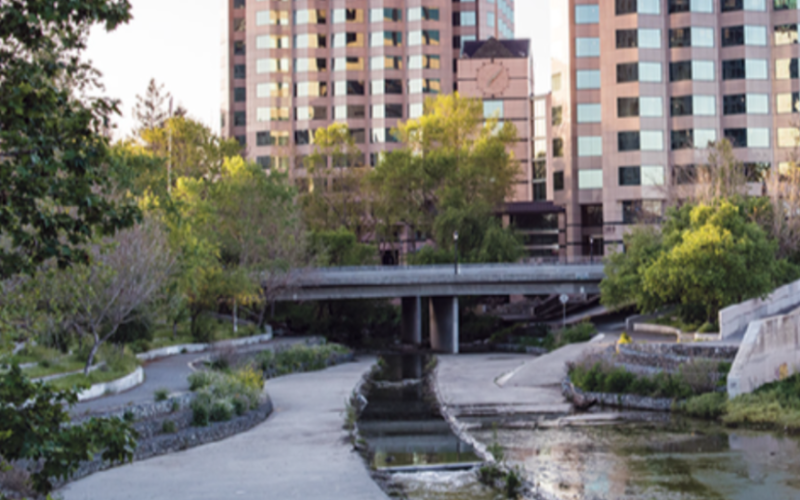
[188,371,215,391]
[191,395,211,427]
[232,395,249,416]
[603,368,636,394]
[170,399,180,413]
[680,392,726,419]
[697,322,719,334]
[257,343,350,378]
[161,420,177,434]
[154,388,169,402]
[679,359,720,394]
[210,400,234,422]
[477,464,504,486]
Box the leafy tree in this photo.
[133,78,171,133]
[309,228,377,267]
[600,225,664,312]
[0,365,137,494]
[301,123,373,240]
[369,93,523,261]
[0,0,140,278]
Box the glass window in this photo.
[576,5,600,23]
[776,58,799,79]
[639,0,661,13]
[257,82,290,98]
[639,29,662,48]
[460,11,476,26]
[747,94,769,114]
[670,28,691,47]
[776,0,799,9]
[582,205,604,226]
[642,166,665,186]
[234,64,246,79]
[748,128,770,148]
[619,166,641,186]
[409,103,423,118]
[775,24,799,45]
[692,27,715,47]
[744,25,767,45]
[641,131,664,151]
[552,73,562,91]
[578,136,603,157]
[617,63,638,83]
[671,95,693,116]
[534,99,546,118]
[619,131,640,152]
[722,26,745,46]
[669,0,714,11]
[578,170,603,189]
[671,129,693,150]
[722,0,765,10]
[233,41,245,55]
[745,59,767,79]
[695,129,717,147]
[487,12,495,27]
[234,88,246,102]
[640,62,662,82]
[693,60,715,80]
[617,29,638,48]
[724,128,747,147]
[618,97,640,117]
[776,92,800,113]
[552,106,563,126]
[723,94,746,115]
[778,127,800,147]
[576,38,600,57]
[553,138,564,157]
[484,101,504,118]
[723,59,745,80]
[670,61,692,81]
[577,70,601,88]
[534,138,547,158]
[694,95,716,115]
[554,172,565,191]
[617,0,637,14]
[640,97,663,117]
[577,103,602,123]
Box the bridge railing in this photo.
[310,259,605,273]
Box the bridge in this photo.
[274,263,605,354]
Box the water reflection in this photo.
[469,416,800,500]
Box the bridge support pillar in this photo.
[401,296,422,346]
[429,296,459,354]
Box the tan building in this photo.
[220,0,515,172]
[548,0,800,258]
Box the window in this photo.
[778,127,800,147]
[294,9,326,25]
[618,132,641,152]
[670,28,691,47]
[408,54,440,69]
[533,181,547,201]
[233,111,245,126]
[777,58,799,79]
[371,8,401,22]
[776,0,800,9]
[553,172,565,191]
[617,63,638,83]
[616,30,638,48]
[670,27,714,47]
[333,32,365,48]
[777,92,800,113]
[578,137,602,157]
[234,64,245,79]
[619,166,641,186]
[724,128,770,148]
[776,24,799,45]
[332,8,364,23]
[617,29,661,48]
[487,12,495,27]
[671,95,716,116]
[618,97,640,117]
[671,96,693,116]
[723,59,767,79]
[552,106,563,126]
[257,82,290,98]
[553,138,564,157]
[722,26,744,46]
[373,55,403,70]
[409,30,439,45]
[576,38,600,57]
[616,0,637,14]
[295,106,327,121]
[294,82,328,97]
[256,107,289,122]
[233,41,245,55]
[234,88,246,102]
[578,170,603,189]
[623,200,662,224]
[234,0,245,7]
[669,0,714,12]
[640,62,662,81]
[724,94,768,114]
[577,104,601,123]
[409,103,423,118]
[616,0,661,14]
[484,100,504,118]
[576,70,601,89]
[670,60,715,81]
[457,11,476,26]
[372,31,402,47]
[576,5,600,23]
[671,130,693,150]
[334,57,364,71]
[552,73,562,91]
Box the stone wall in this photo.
[561,378,675,412]
[719,278,800,339]
[728,306,800,397]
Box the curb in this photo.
[77,367,145,402]
[136,328,273,362]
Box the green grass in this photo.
[4,344,65,366]
[651,315,720,333]
[22,357,87,379]
[149,320,263,351]
[256,343,351,378]
[48,348,140,392]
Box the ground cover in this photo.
[48,348,140,391]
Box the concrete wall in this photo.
[719,279,800,339]
[728,306,800,398]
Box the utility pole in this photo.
[167,97,173,194]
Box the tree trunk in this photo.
[233,299,238,334]
[172,320,178,340]
[84,337,101,376]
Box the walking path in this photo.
[60,358,387,500]
[436,341,608,417]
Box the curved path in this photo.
[60,358,388,500]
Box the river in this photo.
[358,354,800,500]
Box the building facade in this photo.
[221,0,515,174]
[548,0,800,258]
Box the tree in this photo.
[600,225,664,312]
[309,228,377,267]
[133,78,171,133]
[301,123,373,240]
[0,0,140,278]
[0,365,137,494]
[369,93,522,261]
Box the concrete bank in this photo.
[60,358,388,500]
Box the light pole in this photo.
[589,236,594,264]
[453,231,459,275]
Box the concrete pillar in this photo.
[401,296,422,346]
[402,354,423,379]
[429,296,459,354]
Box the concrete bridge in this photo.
[274,263,605,354]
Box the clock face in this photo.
[476,62,510,97]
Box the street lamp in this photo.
[589,236,594,264]
[453,231,459,275]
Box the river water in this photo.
[359,355,800,500]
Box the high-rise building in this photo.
[548,0,799,259]
[221,0,515,173]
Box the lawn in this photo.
[48,349,140,392]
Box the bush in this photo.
[544,322,597,351]
[188,371,215,391]
[154,388,169,401]
[161,420,177,434]
[602,369,636,394]
[191,395,211,427]
[697,321,719,334]
[257,343,350,378]
[232,395,249,416]
[210,400,234,422]
[680,392,727,419]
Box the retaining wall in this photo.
[136,327,273,362]
[76,367,145,402]
[719,278,800,339]
[728,306,800,398]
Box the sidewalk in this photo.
[60,358,387,500]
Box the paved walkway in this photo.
[60,358,387,500]
[436,341,608,417]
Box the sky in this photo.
[85,0,550,140]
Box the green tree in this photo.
[369,93,523,261]
[600,225,664,312]
[133,78,171,133]
[309,228,377,267]
[0,365,137,494]
[0,0,140,278]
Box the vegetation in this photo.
[0,365,137,494]
[543,322,597,350]
[187,368,264,426]
[48,348,140,392]
[569,358,729,400]
[256,343,350,378]
[154,388,170,402]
